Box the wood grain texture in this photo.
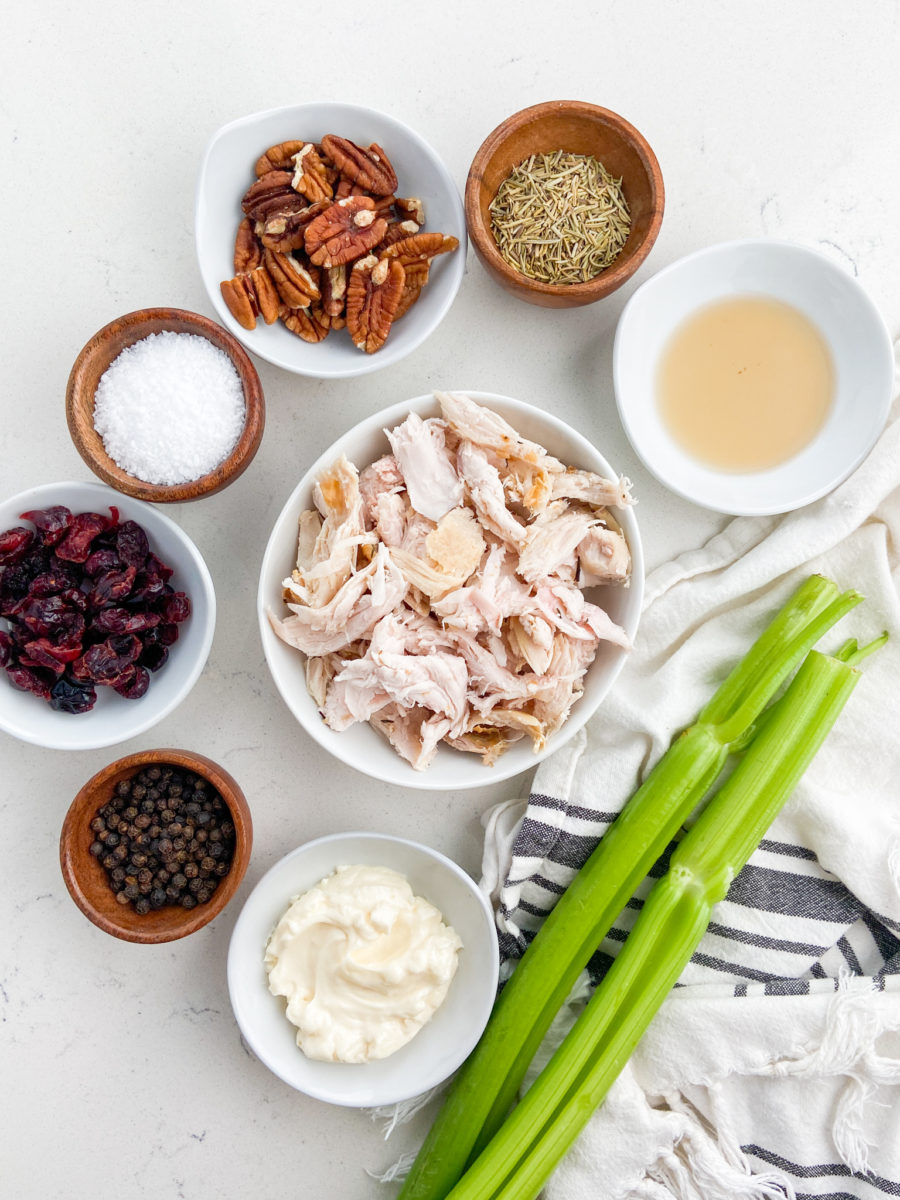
[465,100,665,308]
[65,308,265,502]
[60,748,253,944]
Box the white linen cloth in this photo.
[481,370,900,1199]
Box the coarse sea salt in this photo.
[93,331,246,486]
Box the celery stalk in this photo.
[399,576,860,1200]
[448,647,865,1200]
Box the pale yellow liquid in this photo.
[657,296,834,472]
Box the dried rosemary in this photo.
[489,150,631,285]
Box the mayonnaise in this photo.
[264,864,462,1063]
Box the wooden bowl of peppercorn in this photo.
[465,100,664,308]
[60,748,252,943]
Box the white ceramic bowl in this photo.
[258,391,644,790]
[227,831,499,1107]
[196,102,466,378]
[0,481,215,750]
[613,239,895,515]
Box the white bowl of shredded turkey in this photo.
[258,392,643,789]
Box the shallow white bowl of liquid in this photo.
[613,239,894,515]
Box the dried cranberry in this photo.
[20,596,73,636]
[89,565,137,608]
[107,634,142,664]
[29,560,80,597]
[93,607,160,635]
[5,664,53,700]
[70,655,92,681]
[139,642,169,672]
[130,572,166,602]
[50,676,97,714]
[20,643,66,676]
[116,521,150,567]
[160,592,191,623]
[0,526,34,565]
[24,638,82,669]
[84,548,121,578]
[57,587,89,613]
[147,554,174,582]
[0,630,12,668]
[158,623,180,646]
[113,665,150,700]
[19,506,72,546]
[82,639,134,682]
[56,513,111,563]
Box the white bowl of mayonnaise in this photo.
[226,831,499,1106]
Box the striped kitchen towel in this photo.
[480,385,900,1199]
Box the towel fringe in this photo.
[755,979,900,1175]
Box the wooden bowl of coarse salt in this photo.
[66,307,265,503]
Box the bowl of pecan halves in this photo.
[196,103,467,378]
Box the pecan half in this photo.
[345,255,405,353]
[395,197,426,226]
[282,305,331,343]
[321,264,348,318]
[258,200,330,252]
[220,265,280,330]
[321,135,398,196]
[378,219,421,251]
[255,140,306,177]
[264,250,321,309]
[242,171,307,222]
[395,260,430,320]
[234,218,263,273]
[381,231,459,266]
[290,143,333,203]
[304,196,388,268]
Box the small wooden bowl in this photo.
[60,748,253,943]
[465,101,665,308]
[66,308,265,502]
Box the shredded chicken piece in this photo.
[551,468,633,508]
[271,543,407,655]
[518,508,599,583]
[270,394,634,768]
[386,412,463,522]
[457,440,528,548]
[438,391,560,468]
[425,507,485,580]
[578,526,632,586]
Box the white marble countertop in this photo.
[2,3,899,1196]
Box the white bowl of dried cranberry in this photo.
[0,481,215,751]
[195,102,466,378]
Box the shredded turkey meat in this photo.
[269,393,634,769]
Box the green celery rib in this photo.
[448,648,862,1200]
[398,576,859,1200]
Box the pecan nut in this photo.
[242,171,307,222]
[394,260,430,320]
[381,231,459,265]
[264,249,321,309]
[258,200,330,252]
[378,219,421,251]
[345,255,405,353]
[321,135,398,196]
[395,197,426,226]
[255,140,306,177]
[234,218,263,273]
[304,196,388,268]
[282,304,331,343]
[220,265,280,330]
[321,264,348,318]
[290,143,333,203]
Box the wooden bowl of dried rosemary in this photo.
[465,101,664,308]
